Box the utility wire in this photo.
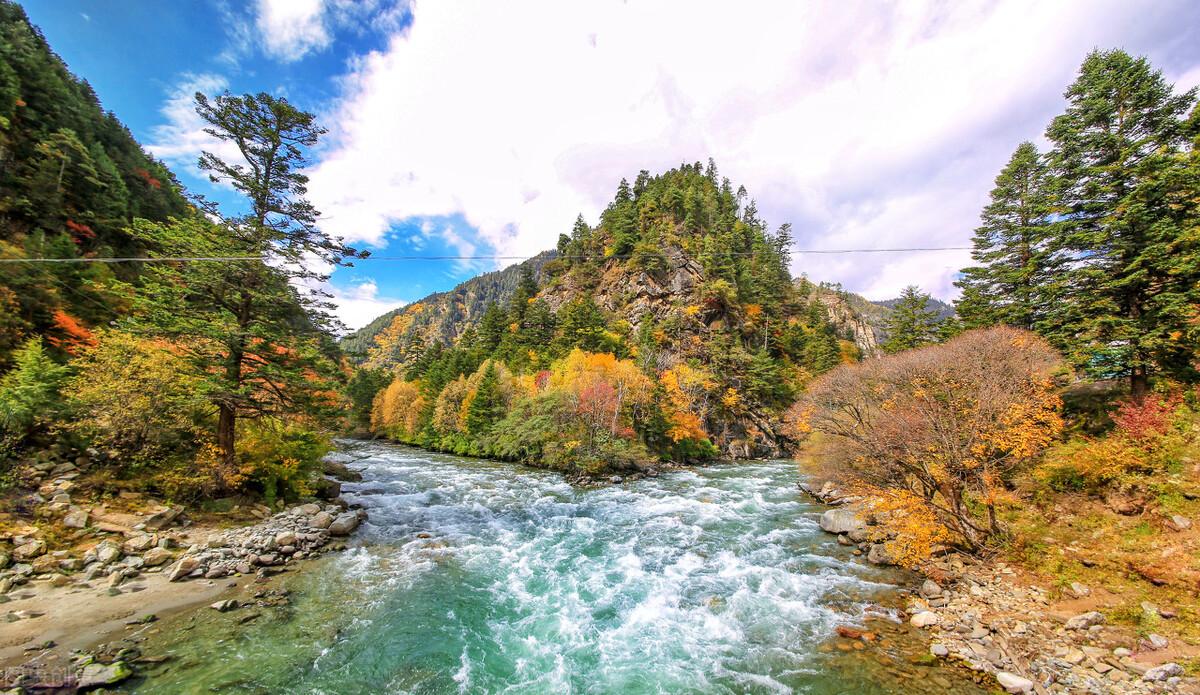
[0,247,972,264]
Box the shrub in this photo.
[63,330,207,465]
[237,420,330,505]
[789,326,1064,552]
[0,337,69,451]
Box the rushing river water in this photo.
[132,442,986,694]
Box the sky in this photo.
[21,0,1200,330]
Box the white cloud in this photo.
[328,280,407,331]
[146,73,242,174]
[255,0,331,63]
[305,0,1200,300]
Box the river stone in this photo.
[167,556,200,581]
[275,531,297,547]
[95,540,122,565]
[13,540,46,561]
[210,599,238,612]
[296,503,321,515]
[1143,633,1168,650]
[328,513,360,536]
[1065,611,1105,630]
[931,643,949,657]
[866,544,894,566]
[819,508,864,535]
[309,511,333,529]
[77,661,133,689]
[910,611,940,627]
[919,579,942,598]
[996,672,1034,694]
[123,534,156,554]
[142,548,172,567]
[1143,663,1182,681]
[63,510,89,529]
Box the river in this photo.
[131,442,986,694]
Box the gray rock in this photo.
[1170,514,1191,530]
[296,503,321,515]
[1143,633,1168,651]
[910,611,940,627]
[1064,611,1105,630]
[919,579,942,598]
[76,661,133,689]
[62,510,89,529]
[1068,581,1089,598]
[996,672,1033,694]
[275,531,297,547]
[866,543,894,566]
[310,511,333,529]
[144,506,185,531]
[13,540,46,561]
[931,643,949,657]
[167,556,200,581]
[328,513,361,536]
[1143,663,1182,682]
[123,534,156,554]
[142,548,173,567]
[819,508,865,535]
[210,599,239,612]
[95,540,122,565]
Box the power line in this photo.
[0,247,973,264]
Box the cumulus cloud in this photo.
[255,0,331,63]
[305,0,1200,300]
[327,279,407,331]
[146,73,242,175]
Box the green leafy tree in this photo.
[0,337,68,448]
[882,286,943,353]
[130,92,358,468]
[464,362,505,434]
[1043,49,1198,398]
[955,142,1054,330]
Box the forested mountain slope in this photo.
[0,0,192,364]
[362,162,878,465]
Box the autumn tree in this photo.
[791,327,1063,552]
[130,92,358,470]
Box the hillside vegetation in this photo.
[361,163,875,472]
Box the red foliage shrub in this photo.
[1110,392,1182,442]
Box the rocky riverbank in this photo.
[804,481,1200,694]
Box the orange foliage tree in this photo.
[789,327,1064,551]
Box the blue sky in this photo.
[19,0,1200,329]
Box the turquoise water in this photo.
[132,443,984,694]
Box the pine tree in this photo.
[1044,49,1198,398]
[464,362,504,434]
[130,92,358,467]
[882,286,942,354]
[955,142,1053,330]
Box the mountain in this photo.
[0,0,192,363]
[359,162,885,463]
[873,295,956,321]
[341,251,558,360]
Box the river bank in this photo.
[803,482,1200,694]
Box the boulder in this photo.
[1143,663,1182,682]
[274,531,297,547]
[142,548,172,567]
[996,672,1034,694]
[323,460,363,482]
[866,544,894,566]
[76,661,133,689]
[819,508,865,535]
[919,579,942,598]
[1064,611,1105,630]
[313,478,342,500]
[62,510,88,529]
[910,611,940,628]
[95,541,122,565]
[328,513,360,536]
[296,503,322,516]
[144,506,185,531]
[1143,633,1168,651]
[13,540,46,561]
[123,534,156,554]
[309,511,333,530]
[167,556,200,581]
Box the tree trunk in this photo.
[217,403,236,466]
[1130,367,1148,402]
